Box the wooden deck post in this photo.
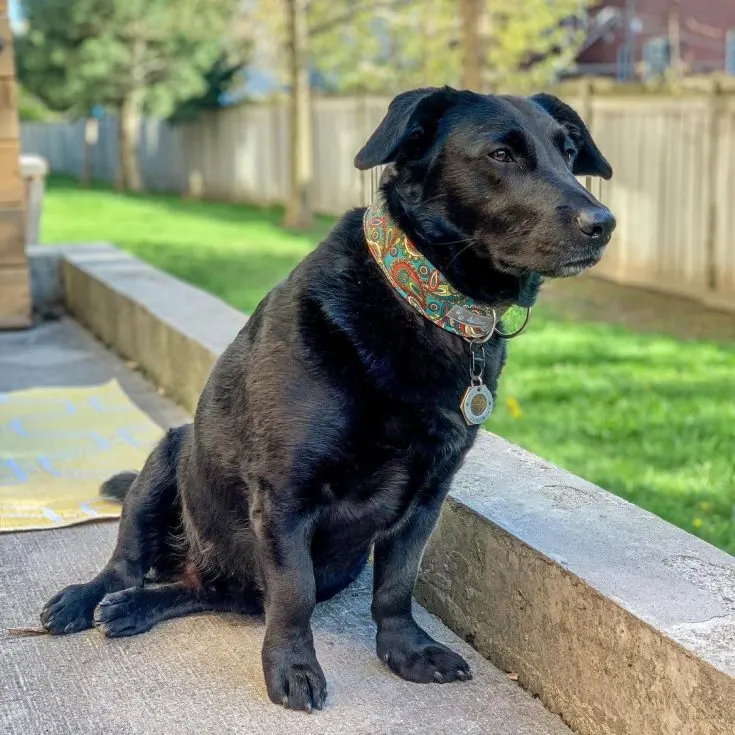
[0,0,31,329]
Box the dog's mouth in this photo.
[540,244,607,279]
[552,256,601,278]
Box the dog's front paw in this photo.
[40,582,102,635]
[94,588,151,638]
[377,621,472,684]
[262,642,327,712]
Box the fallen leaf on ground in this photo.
[6,627,48,637]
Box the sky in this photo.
[9,0,23,31]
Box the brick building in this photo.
[574,0,735,79]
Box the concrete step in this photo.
[0,320,570,735]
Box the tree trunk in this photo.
[117,90,143,193]
[116,35,145,193]
[459,0,483,90]
[284,0,313,230]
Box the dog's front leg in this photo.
[372,492,472,684]
[251,494,326,712]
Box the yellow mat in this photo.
[0,381,164,532]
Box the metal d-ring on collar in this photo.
[467,305,531,383]
[494,306,532,339]
[467,305,532,344]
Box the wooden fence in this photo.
[587,94,735,310]
[20,92,735,309]
[20,97,390,213]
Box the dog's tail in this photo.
[100,471,139,502]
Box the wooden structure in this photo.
[0,0,30,329]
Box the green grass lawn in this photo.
[43,176,735,555]
[44,176,335,314]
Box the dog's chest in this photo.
[318,403,475,535]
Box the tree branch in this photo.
[309,0,414,37]
[141,58,169,79]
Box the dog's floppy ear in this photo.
[530,93,613,180]
[354,87,460,170]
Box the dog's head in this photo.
[355,87,615,291]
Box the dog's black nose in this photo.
[576,207,616,240]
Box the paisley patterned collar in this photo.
[363,194,526,342]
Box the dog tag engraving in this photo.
[446,305,496,334]
[460,384,494,425]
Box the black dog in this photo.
[40,87,614,712]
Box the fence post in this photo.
[82,118,98,186]
[704,79,723,292]
[579,78,596,196]
[579,77,594,124]
[358,94,369,206]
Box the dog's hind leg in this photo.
[94,570,263,637]
[40,426,187,635]
[93,582,228,637]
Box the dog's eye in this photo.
[489,148,514,163]
[564,148,576,163]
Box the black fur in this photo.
[99,471,138,502]
[40,87,614,712]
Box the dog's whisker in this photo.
[422,193,448,204]
[446,241,477,267]
[435,237,474,246]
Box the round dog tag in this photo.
[460,384,494,425]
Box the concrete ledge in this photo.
[27,245,65,318]
[415,435,735,735]
[29,244,735,735]
[33,244,244,412]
